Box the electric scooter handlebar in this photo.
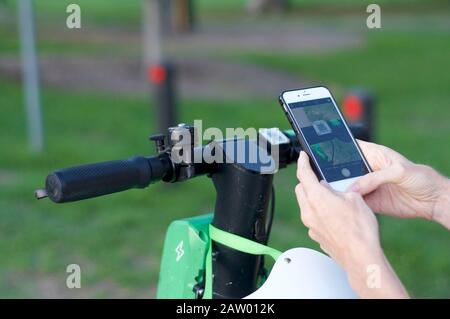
[38,155,172,203]
[36,125,367,204]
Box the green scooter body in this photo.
[156,214,212,298]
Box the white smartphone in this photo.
[279,86,371,192]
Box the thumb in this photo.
[347,164,405,195]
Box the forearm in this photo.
[346,248,409,299]
[433,177,450,230]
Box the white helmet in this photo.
[245,247,357,299]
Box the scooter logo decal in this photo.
[175,241,184,262]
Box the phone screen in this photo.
[288,97,369,182]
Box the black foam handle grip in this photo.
[45,156,153,203]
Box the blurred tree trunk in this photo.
[171,0,194,33]
[247,0,289,13]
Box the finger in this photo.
[347,163,405,195]
[356,140,380,170]
[357,139,409,171]
[308,229,319,242]
[295,184,314,228]
[319,243,330,256]
[314,236,331,256]
[319,180,338,193]
[294,183,307,208]
[356,139,369,149]
[297,151,321,194]
[318,180,344,201]
[344,190,364,203]
[307,229,327,251]
[363,189,399,217]
[363,192,383,213]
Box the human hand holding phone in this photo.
[351,141,450,229]
[295,151,409,298]
[279,86,371,192]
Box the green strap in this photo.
[204,237,213,299]
[203,224,282,299]
[210,225,282,260]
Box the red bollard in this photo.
[147,62,177,133]
[343,89,376,142]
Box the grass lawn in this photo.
[0,3,449,298]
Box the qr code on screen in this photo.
[312,120,332,136]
